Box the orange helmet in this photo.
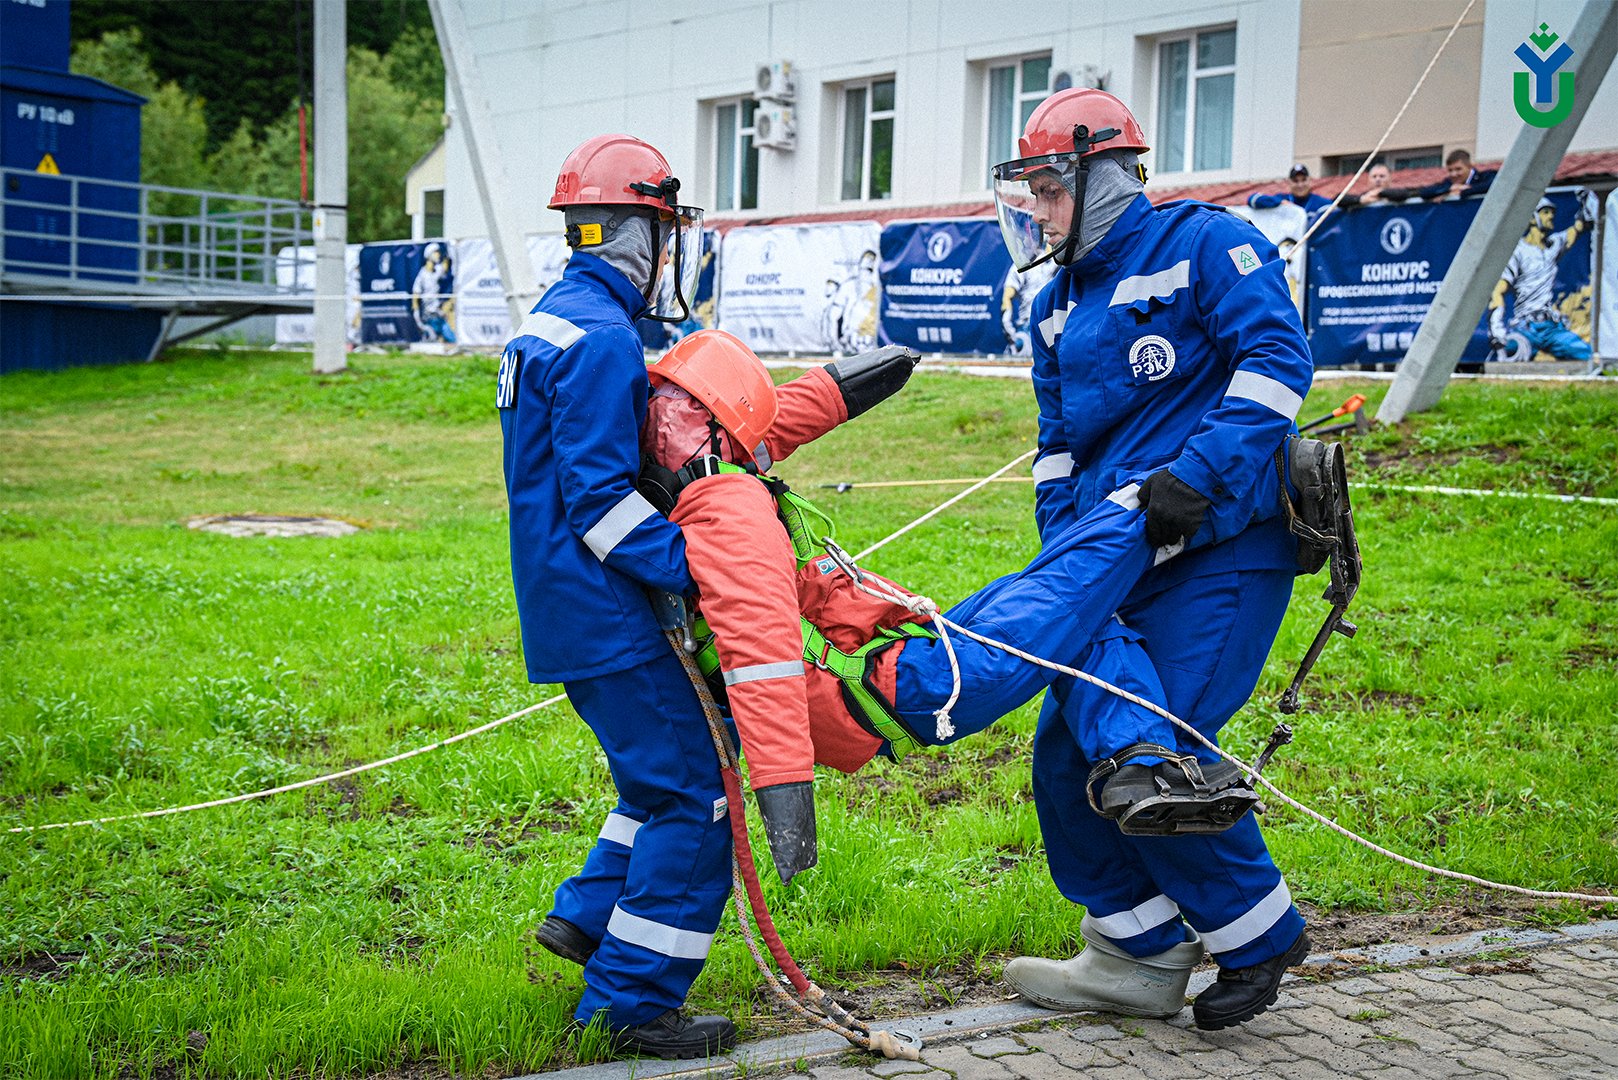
[549,134,683,211]
[649,330,778,460]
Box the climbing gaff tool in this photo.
[1276,437,1363,716]
[651,589,923,1061]
[1298,393,1367,435]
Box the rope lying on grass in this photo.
[4,694,567,834]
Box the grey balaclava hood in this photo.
[565,205,658,297]
[1056,150,1145,265]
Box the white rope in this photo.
[1289,0,1480,260]
[853,449,1036,561]
[5,693,568,834]
[828,472,1618,508]
[1352,481,1618,506]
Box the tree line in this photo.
[71,0,444,243]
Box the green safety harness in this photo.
[679,457,936,760]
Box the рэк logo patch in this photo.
[1128,335,1177,383]
[1514,22,1576,128]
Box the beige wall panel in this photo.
[1295,0,1482,172]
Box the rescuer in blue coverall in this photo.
[496,133,736,1060]
[990,89,1314,1030]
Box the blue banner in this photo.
[1305,189,1593,365]
[879,220,1018,355]
[359,241,457,346]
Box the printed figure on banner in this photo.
[1002,259,1056,355]
[822,248,881,353]
[1487,191,1597,361]
[412,241,457,344]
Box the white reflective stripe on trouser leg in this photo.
[1198,880,1294,955]
[1226,371,1303,421]
[1086,894,1182,941]
[582,491,658,561]
[598,812,642,848]
[1032,452,1075,485]
[1106,483,1141,510]
[606,905,715,960]
[1107,482,1184,566]
[723,660,805,686]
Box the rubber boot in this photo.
[1003,914,1203,1018]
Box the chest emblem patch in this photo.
[1128,335,1177,383]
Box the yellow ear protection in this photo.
[566,222,604,247]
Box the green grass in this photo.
[2,349,1616,1077]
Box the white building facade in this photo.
[441,0,1616,240]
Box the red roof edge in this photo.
[703,149,1618,233]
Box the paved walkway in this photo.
[530,919,1618,1079]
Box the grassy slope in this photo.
[1,351,1614,1077]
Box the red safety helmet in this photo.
[550,134,706,323]
[649,329,778,462]
[1014,89,1148,164]
[549,134,682,211]
[991,89,1150,271]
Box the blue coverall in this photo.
[1026,194,1314,971]
[497,252,731,1029]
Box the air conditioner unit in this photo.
[754,60,796,102]
[753,102,796,150]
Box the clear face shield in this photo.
[647,206,705,323]
[992,158,1077,273]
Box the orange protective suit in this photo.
[659,366,920,791]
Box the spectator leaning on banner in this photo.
[1376,148,1496,204]
[1247,163,1331,216]
[1338,160,1392,209]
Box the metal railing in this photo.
[0,167,312,294]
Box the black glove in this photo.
[1137,469,1212,549]
[824,345,921,419]
[754,781,818,885]
[637,455,681,516]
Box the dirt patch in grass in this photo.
[1358,442,1520,473]
[1566,641,1618,668]
[0,949,84,981]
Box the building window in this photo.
[840,77,895,201]
[715,99,759,211]
[1155,27,1235,173]
[986,54,1051,174]
[422,188,444,238]
[1326,148,1443,175]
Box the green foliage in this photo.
[69,16,444,242]
[1,355,1614,1076]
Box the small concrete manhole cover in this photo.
[188,514,360,538]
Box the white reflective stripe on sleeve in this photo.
[513,310,586,350]
[1109,260,1190,307]
[1086,894,1182,941]
[607,905,715,960]
[1106,483,1141,510]
[1032,452,1075,484]
[1226,371,1304,421]
[582,491,657,562]
[1199,880,1294,955]
[722,660,805,687]
[598,812,643,848]
[1039,301,1076,347]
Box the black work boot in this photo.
[607,1008,737,1059]
[1192,930,1311,1030]
[535,915,597,966]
